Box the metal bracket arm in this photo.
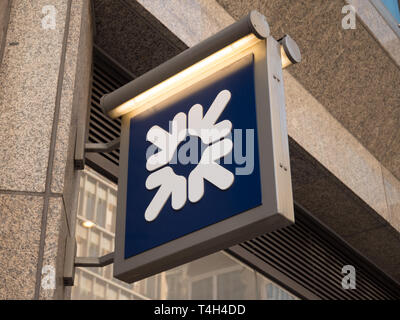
[84,138,120,153]
[74,252,115,268]
[75,137,120,170]
[64,234,114,286]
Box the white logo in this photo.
[145,90,234,222]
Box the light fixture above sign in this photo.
[100,10,301,283]
[106,34,260,119]
[100,11,300,120]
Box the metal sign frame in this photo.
[101,11,295,283]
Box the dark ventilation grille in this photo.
[229,205,400,300]
[87,47,133,174]
[88,47,400,300]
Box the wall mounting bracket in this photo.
[63,235,115,286]
[84,138,120,153]
[75,252,115,268]
[74,134,120,170]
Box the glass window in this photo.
[166,271,187,299]
[84,176,97,221]
[94,279,106,300]
[107,286,118,300]
[77,177,85,217]
[258,273,297,300]
[72,168,299,301]
[79,273,93,300]
[217,270,250,300]
[191,277,213,300]
[88,229,100,257]
[265,283,294,300]
[96,185,107,228]
[113,276,133,291]
[101,235,113,278]
[103,264,112,280]
[76,224,88,257]
[101,234,112,255]
[145,276,160,299]
[107,190,117,232]
[119,292,130,300]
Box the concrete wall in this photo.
[0,0,92,299]
[0,0,11,66]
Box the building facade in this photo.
[1,0,400,300]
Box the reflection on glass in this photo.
[191,277,213,299]
[107,190,117,232]
[88,229,99,257]
[166,271,187,299]
[76,224,87,257]
[72,168,298,300]
[217,270,248,299]
[79,273,92,300]
[257,273,295,300]
[84,176,96,221]
[94,279,106,300]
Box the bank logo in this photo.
[144,90,234,222]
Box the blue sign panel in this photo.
[124,57,262,259]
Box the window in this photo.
[145,276,160,300]
[96,185,107,228]
[191,278,214,300]
[217,270,248,300]
[88,230,100,257]
[94,279,106,300]
[187,258,259,300]
[107,190,117,232]
[71,168,298,300]
[266,283,294,300]
[76,224,88,257]
[84,176,96,221]
[166,271,187,299]
[79,273,93,300]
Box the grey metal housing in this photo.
[100,10,270,117]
